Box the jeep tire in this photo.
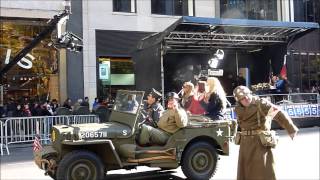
[56,150,105,180]
[181,142,218,180]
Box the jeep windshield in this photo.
[113,90,144,114]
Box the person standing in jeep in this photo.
[143,88,164,127]
[233,85,298,180]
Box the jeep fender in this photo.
[62,139,123,168]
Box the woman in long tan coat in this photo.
[233,86,298,180]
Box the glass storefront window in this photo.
[97,57,135,100]
[113,0,136,13]
[305,54,320,91]
[0,19,59,103]
[151,0,190,16]
[290,54,302,92]
[294,0,320,23]
[290,53,320,92]
[220,0,278,20]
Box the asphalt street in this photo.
[1,127,319,180]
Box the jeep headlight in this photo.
[51,129,56,142]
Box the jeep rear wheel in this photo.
[56,151,105,180]
[181,142,218,180]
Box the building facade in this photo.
[83,0,319,101]
[0,0,69,104]
[82,0,218,101]
[1,0,319,106]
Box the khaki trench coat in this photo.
[235,96,298,180]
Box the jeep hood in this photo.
[54,122,132,140]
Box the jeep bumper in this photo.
[34,146,58,172]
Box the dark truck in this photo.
[34,90,236,180]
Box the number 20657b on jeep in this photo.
[34,90,236,180]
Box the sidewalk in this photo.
[1,127,318,180]
[1,145,33,164]
[0,145,51,180]
[0,145,180,180]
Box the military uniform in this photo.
[139,107,188,145]
[158,108,188,134]
[139,92,188,146]
[143,102,164,127]
[234,86,298,180]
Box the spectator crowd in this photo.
[0,96,114,119]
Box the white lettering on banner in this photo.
[5,49,11,64]
[4,49,34,69]
[232,103,320,120]
[17,54,34,69]
[286,105,295,117]
[310,105,317,115]
[295,106,303,116]
[208,69,223,76]
[302,105,311,116]
[283,104,320,118]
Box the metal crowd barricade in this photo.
[1,120,9,156]
[1,114,99,156]
[225,107,236,120]
[257,93,319,105]
[227,93,319,105]
[68,114,100,124]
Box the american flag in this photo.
[280,57,287,79]
[33,135,42,152]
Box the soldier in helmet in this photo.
[142,88,164,127]
[138,92,188,146]
[233,85,298,180]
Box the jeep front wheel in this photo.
[56,151,105,180]
[181,142,218,180]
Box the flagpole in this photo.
[280,55,287,79]
[269,59,273,84]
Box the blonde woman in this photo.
[201,77,227,119]
[180,81,194,109]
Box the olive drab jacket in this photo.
[235,96,298,180]
[157,108,188,134]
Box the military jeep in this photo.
[34,90,236,180]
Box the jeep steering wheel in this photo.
[138,110,148,128]
[138,110,157,128]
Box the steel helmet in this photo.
[233,86,252,101]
